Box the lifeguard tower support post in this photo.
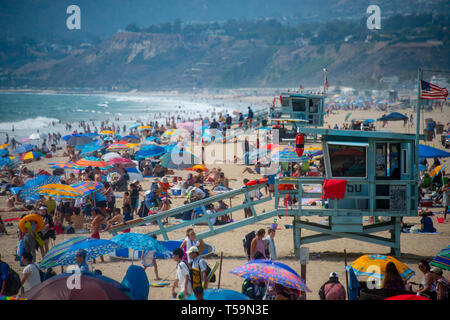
[274,127,424,256]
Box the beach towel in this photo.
[322,179,347,200]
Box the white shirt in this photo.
[206,209,216,225]
[185,237,200,263]
[22,263,41,292]
[176,261,193,296]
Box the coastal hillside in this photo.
[1,14,449,90]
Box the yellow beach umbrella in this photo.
[163,129,177,137]
[100,130,115,135]
[138,126,151,131]
[37,183,83,199]
[126,143,139,149]
[350,254,415,282]
[430,164,446,178]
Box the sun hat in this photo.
[186,246,199,254]
[430,267,443,275]
[39,206,47,210]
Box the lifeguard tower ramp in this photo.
[274,127,424,256]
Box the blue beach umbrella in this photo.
[120,136,140,143]
[66,135,93,146]
[15,144,35,154]
[187,288,251,300]
[80,143,105,156]
[56,239,121,266]
[128,123,140,130]
[0,149,8,157]
[135,145,166,160]
[419,144,450,159]
[110,233,171,255]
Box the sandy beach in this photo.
[0,95,449,300]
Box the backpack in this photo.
[243,231,256,259]
[32,263,45,282]
[2,263,21,296]
[189,258,216,290]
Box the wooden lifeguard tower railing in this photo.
[274,127,424,256]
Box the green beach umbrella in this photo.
[430,245,450,271]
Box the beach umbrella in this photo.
[83,132,99,138]
[160,149,200,169]
[185,164,208,172]
[75,140,103,151]
[80,143,104,156]
[377,112,408,122]
[144,136,160,143]
[135,145,166,160]
[349,254,415,281]
[15,144,35,154]
[56,238,121,266]
[187,288,250,300]
[106,142,130,151]
[419,144,450,159]
[430,245,450,271]
[163,129,177,137]
[73,157,113,171]
[430,164,446,178]
[20,151,44,161]
[120,136,140,143]
[107,157,136,168]
[230,261,310,293]
[100,130,115,135]
[10,175,60,200]
[37,183,83,199]
[385,295,430,301]
[230,260,311,292]
[40,236,89,269]
[126,166,144,182]
[261,143,279,151]
[126,143,139,149]
[49,161,74,169]
[0,143,9,149]
[21,272,132,300]
[0,149,9,157]
[66,135,93,146]
[272,145,304,162]
[137,126,151,131]
[110,233,171,256]
[128,123,140,130]
[101,152,122,162]
[70,181,104,197]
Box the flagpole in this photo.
[415,68,422,183]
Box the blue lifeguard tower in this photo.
[274,127,424,256]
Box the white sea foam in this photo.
[0,116,59,131]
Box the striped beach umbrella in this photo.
[70,181,104,197]
[350,254,415,281]
[107,142,130,151]
[73,157,113,171]
[107,157,136,168]
[49,161,74,169]
[37,183,83,199]
[56,239,121,266]
[430,245,450,271]
[40,236,89,269]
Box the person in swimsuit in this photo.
[89,208,105,263]
[250,229,267,260]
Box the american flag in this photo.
[420,80,448,100]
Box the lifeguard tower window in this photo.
[328,144,367,177]
[292,98,306,112]
[309,99,320,114]
[281,96,290,108]
[375,143,401,179]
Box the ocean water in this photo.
[0,92,249,143]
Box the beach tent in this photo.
[121,265,149,300]
[21,272,132,300]
[419,144,450,159]
[377,112,408,122]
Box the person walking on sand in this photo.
[142,234,161,280]
[171,248,192,300]
[263,228,277,260]
[250,229,266,260]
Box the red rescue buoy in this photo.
[245,178,268,186]
[295,133,304,157]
